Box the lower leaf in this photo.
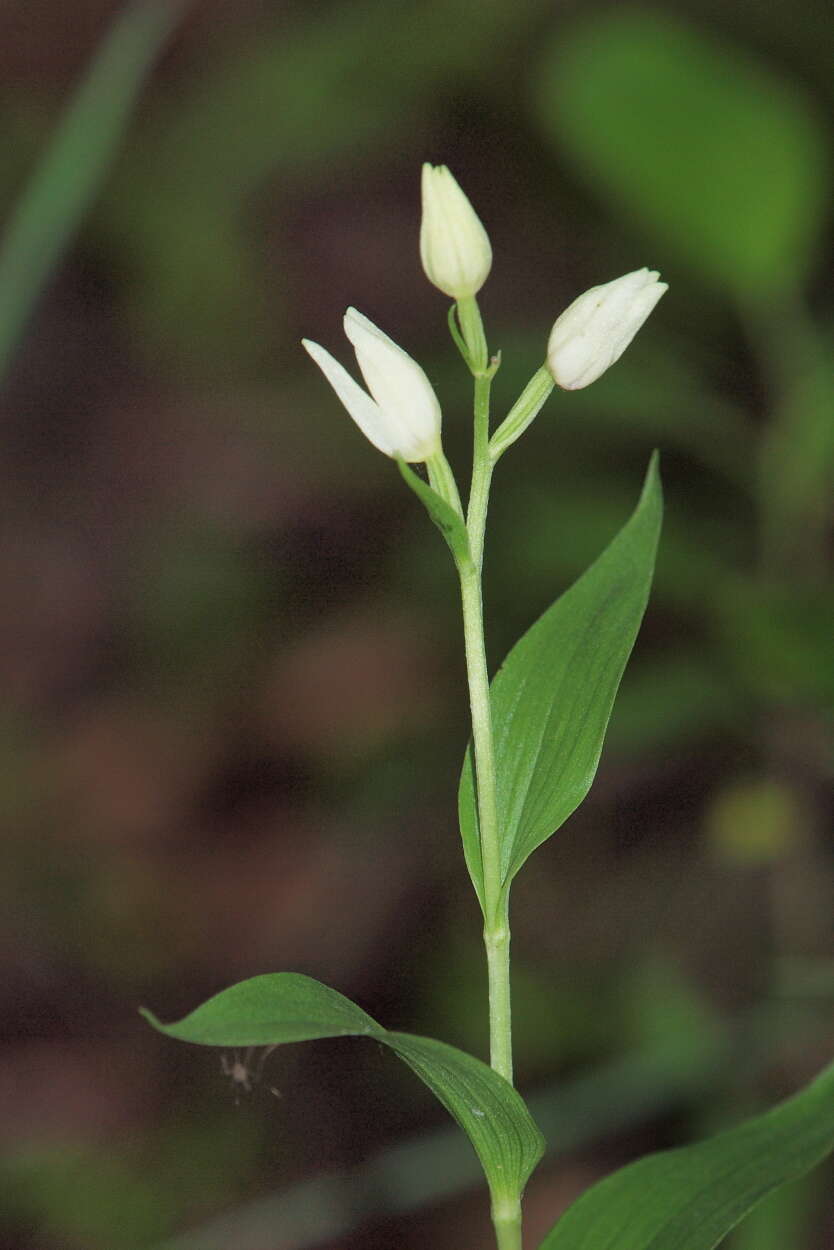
[141,972,543,1211]
[538,1058,834,1250]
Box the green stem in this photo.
[459,557,499,914]
[489,366,555,463]
[493,1198,523,1250]
[460,557,513,1081]
[454,300,520,1247]
[485,896,512,1082]
[459,342,513,1085]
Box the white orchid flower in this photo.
[547,268,668,390]
[303,308,442,462]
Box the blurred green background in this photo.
[1,2,832,1248]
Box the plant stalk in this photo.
[454,298,521,1249]
[493,1199,524,1250]
[459,558,512,1083]
[459,335,513,1084]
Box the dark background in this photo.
[1,2,832,1248]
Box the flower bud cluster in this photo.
[303,165,667,461]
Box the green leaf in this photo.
[532,11,830,300]
[537,1059,834,1250]
[459,456,661,906]
[398,460,472,567]
[141,973,543,1209]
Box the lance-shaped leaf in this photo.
[459,455,662,908]
[538,1059,834,1250]
[141,973,543,1211]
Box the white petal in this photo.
[343,308,415,420]
[302,338,399,456]
[343,309,441,461]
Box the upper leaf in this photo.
[141,973,543,1209]
[537,1059,834,1250]
[459,456,662,907]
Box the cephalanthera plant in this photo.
[143,166,834,1250]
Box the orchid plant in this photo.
[143,166,834,1250]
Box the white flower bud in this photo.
[546,268,668,390]
[302,308,442,462]
[420,164,492,299]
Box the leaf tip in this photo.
[139,1005,166,1032]
[641,448,663,520]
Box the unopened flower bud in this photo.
[420,164,492,299]
[546,268,668,390]
[303,308,442,462]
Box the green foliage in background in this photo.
[533,9,830,302]
[0,0,185,380]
